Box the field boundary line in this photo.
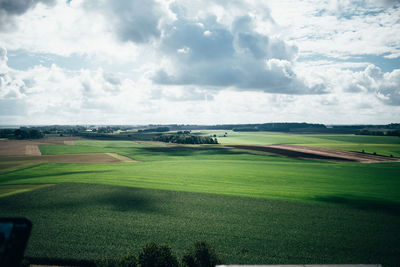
[106,153,138,162]
[0,184,55,198]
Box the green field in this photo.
[205,131,400,157]
[0,132,399,266]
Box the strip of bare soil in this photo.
[232,144,400,163]
[63,141,75,145]
[0,138,80,156]
[106,153,138,162]
[25,145,41,155]
[0,154,136,172]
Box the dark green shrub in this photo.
[20,259,30,267]
[119,254,138,267]
[138,242,178,267]
[181,241,222,267]
[97,253,137,267]
[96,257,116,267]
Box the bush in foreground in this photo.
[181,241,222,267]
[138,243,178,267]
[97,253,137,267]
[95,241,221,267]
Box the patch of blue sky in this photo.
[7,49,92,71]
[313,4,391,19]
[298,53,400,72]
[6,50,139,77]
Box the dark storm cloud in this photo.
[0,0,55,31]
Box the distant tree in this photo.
[0,129,14,138]
[13,128,43,139]
[153,134,218,144]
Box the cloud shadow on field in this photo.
[0,170,114,184]
[137,146,249,157]
[313,195,400,216]
[0,183,164,214]
[97,188,162,213]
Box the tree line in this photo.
[0,128,44,139]
[357,129,400,137]
[138,127,170,133]
[154,134,218,144]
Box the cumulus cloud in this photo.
[108,0,163,43]
[150,87,214,102]
[0,47,20,97]
[335,64,400,105]
[152,14,325,94]
[376,69,400,105]
[0,0,55,31]
[1,0,400,124]
[268,0,400,59]
[84,0,169,44]
[0,0,54,15]
[0,47,134,123]
[0,46,7,70]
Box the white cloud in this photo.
[83,0,174,44]
[268,0,400,59]
[152,14,325,94]
[0,47,143,123]
[0,1,140,62]
[1,50,400,125]
[0,1,400,125]
[0,45,7,71]
[297,61,400,106]
[0,0,56,31]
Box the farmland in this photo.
[206,131,400,157]
[0,132,400,266]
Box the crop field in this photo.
[204,131,400,157]
[0,132,399,266]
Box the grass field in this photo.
[0,132,399,266]
[1,183,399,265]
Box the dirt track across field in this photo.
[232,144,400,163]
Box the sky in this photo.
[0,0,399,125]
